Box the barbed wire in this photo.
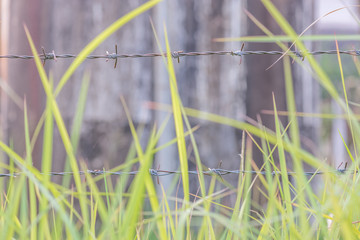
[1,47,360,68]
[0,168,356,178]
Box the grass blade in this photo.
[120,97,167,240]
[24,26,88,237]
[23,101,37,240]
[163,25,190,238]
[62,71,90,188]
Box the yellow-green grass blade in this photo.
[237,139,254,238]
[150,21,190,208]
[19,177,29,239]
[283,55,310,233]
[273,95,295,233]
[121,127,160,239]
[335,40,358,161]
[281,128,317,237]
[24,26,89,237]
[84,171,108,222]
[54,0,161,98]
[38,77,53,240]
[339,131,355,164]
[90,190,98,239]
[30,110,45,153]
[120,97,144,158]
[181,114,205,197]
[23,101,37,240]
[257,119,275,184]
[103,169,111,212]
[197,175,217,240]
[41,78,54,178]
[1,142,20,236]
[2,173,26,239]
[214,34,360,42]
[352,53,360,76]
[4,141,15,210]
[283,56,300,156]
[120,97,167,240]
[141,120,170,238]
[180,93,213,237]
[335,42,360,217]
[163,25,190,238]
[85,170,114,238]
[62,71,90,188]
[0,78,23,110]
[160,184,176,239]
[163,26,189,202]
[226,132,246,240]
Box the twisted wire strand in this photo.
[1,49,359,61]
[0,168,354,178]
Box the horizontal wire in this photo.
[0,168,355,178]
[0,49,359,61]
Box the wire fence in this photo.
[0,47,358,178]
[1,47,360,67]
[0,168,356,178]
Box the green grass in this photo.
[2,1,360,239]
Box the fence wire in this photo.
[1,48,360,66]
[0,168,356,178]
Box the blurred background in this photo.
[1,0,360,205]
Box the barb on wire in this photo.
[0,168,356,178]
[1,48,360,64]
[41,47,57,66]
[106,44,118,68]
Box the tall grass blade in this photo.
[62,71,90,188]
[38,77,54,240]
[283,55,310,233]
[335,39,358,160]
[23,101,37,240]
[163,25,190,238]
[120,97,167,240]
[24,26,88,238]
[273,93,295,235]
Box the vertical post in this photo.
[6,0,45,168]
[153,2,178,199]
[0,0,10,185]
